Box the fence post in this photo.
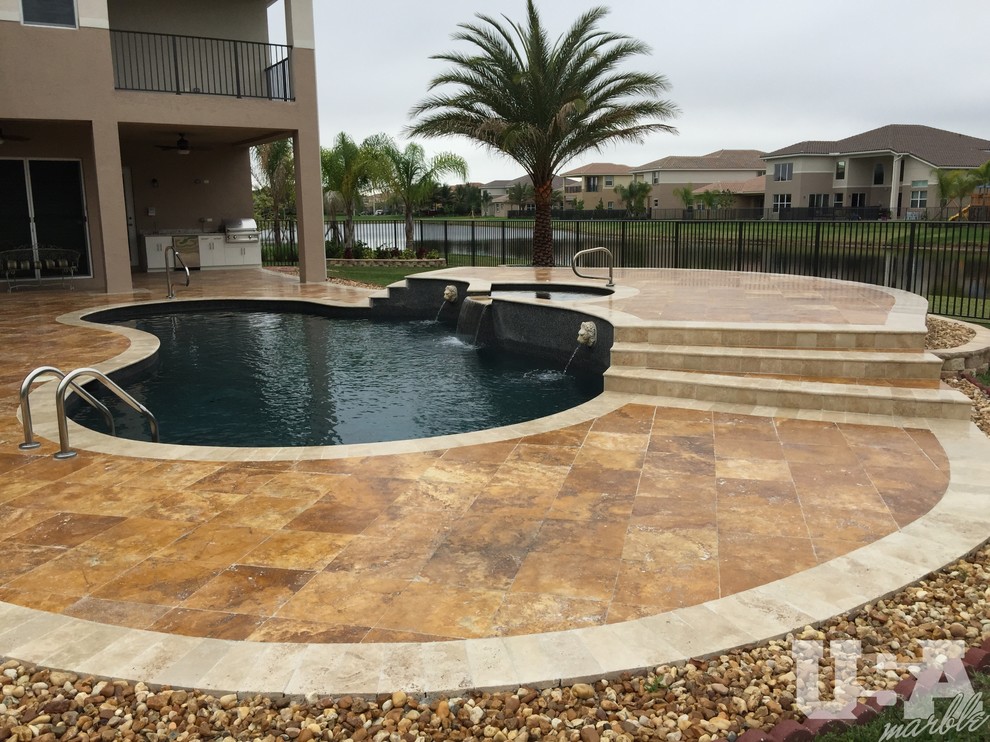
[471,220,477,266]
[443,221,449,262]
[813,222,822,276]
[735,221,744,271]
[620,221,627,266]
[674,221,680,268]
[500,221,506,264]
[906,221,916,292]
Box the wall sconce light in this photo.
[151,178,159,189]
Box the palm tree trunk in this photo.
[405,204,416,256]
[532,180,554,266]
[344,204,355,257]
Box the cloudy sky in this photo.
[295,0,989,185]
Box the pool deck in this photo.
[1,266,988,697]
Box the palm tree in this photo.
[932,169,977,221]
[673,185,696,212]
[252,139,295,251]
[320,133,383,255]
[507,182,534,212]
[367,136,467,254]
[409,1,678,266]
[614,180,652,217]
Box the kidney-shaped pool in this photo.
[72,307,602,447]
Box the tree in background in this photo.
[320,133,383,256]
[252,139,295,251]
[673,185,696,211]
[452,184,484,216]
[410,0,678,266]
[932,169,977,220]
[614,180,652,216]
[368,137,468,254]
[507,182,534,212]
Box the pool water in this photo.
[72,310,602,447]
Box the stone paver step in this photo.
[614,325,926,351]
[603,367,973,419]
[609,342,944,382]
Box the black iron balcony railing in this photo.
[110,29,293,101]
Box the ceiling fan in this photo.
[0,128,30,145]
[156,132,203,155]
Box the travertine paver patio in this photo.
[0,266,988,695]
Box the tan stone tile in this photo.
[155,524,273,566]
[493,592,608,635]
[276,572,409,626]
[612,560,719,610]
[62,596,169,629]
[248,618,370,643]
[149,608,267,640]
[718,534,818,595]
[183,564,315,615]
[621,525,717,566]
[375,582,504,638]
[510,553,619,602]
[630,495,716,530]
[7,512,125,548]
[0,587,79,613]
[715,458,792,482]
[239,532,354,571]
[91,558,222,605]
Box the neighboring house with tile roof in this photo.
[763,124,990,218]
[630,150,767,216]
[559,163,634,210]
[479,174,579,216]
[689,175,768,212]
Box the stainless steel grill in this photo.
[221,218,260,243]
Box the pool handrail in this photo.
[54,367,159,459]
[164,245,190,299]
[571,247,615,287]
[18,365,116,450]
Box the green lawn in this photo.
[929,295,990,322]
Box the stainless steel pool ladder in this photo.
[18,366,159,459]
[164,245,190,299]
[572,247,615,287]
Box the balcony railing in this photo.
[110,30,293,101]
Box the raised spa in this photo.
[72,307,602,447]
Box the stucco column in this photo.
[294,124,325,284]
[90,119,133,293]
[890,154,902,216]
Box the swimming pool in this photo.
[72,308,602,447]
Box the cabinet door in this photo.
[144,236,170,271]
[241,243,262,266]
[199,236,223,267]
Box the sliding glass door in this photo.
[0,158,91,277]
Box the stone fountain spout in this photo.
[577,321,597,348]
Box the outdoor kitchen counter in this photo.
[142,232,261,271]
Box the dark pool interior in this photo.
[72,309,602,447]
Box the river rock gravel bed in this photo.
[2,317,989,741]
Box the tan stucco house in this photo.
[0,0,325,293]
[558,163,633,210]
[763,124,990,218]
[630,150,767,216]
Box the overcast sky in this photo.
[298,0,990,185]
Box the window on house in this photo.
[833,193,844,208]
[21,0,76,27]
[873,163,884,185]
[607,201,614,209]
[851,193,867,208]
[653,199,659,206]
[910,190,927,208]
[835,161,846,180]
[773,163,793,182]
[586,176,599,193]
[604,176,614,187]
[772,194,792,212]
[652,173,659,185]
[808,194,830,208]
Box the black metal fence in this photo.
[258,218,990,321]
[111,30,293,100]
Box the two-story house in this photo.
[480,174,579,216]
[558,163,633,210]
[763,124,990,218]
[0,0,324,293]
[630,150,767,216]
